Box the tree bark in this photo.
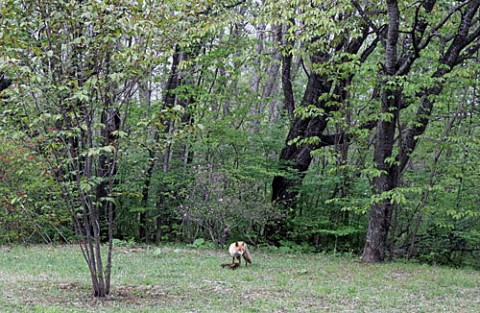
[138,81,154,241]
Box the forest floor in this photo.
[0,244,479,312]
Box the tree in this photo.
[361,0,480,262]
[0,0,157,296]
[267,0,378,237]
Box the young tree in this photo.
[1,0,157,296]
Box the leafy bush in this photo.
[178,164,279,246]
[0,141,72,244]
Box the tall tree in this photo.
[361,0,480,262]
[136,0,252,243]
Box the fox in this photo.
[228,241,252,267]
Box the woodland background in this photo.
[1,0,480,295]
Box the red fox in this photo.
[229,241,252,267]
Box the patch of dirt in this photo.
[4,281,176,309]
[58,282,80,291]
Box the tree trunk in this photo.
[0,72,11,92]
[139,48,182,241]
[280,22,295,121]
[362,0,401,263]
[138,81,154,241]
[97,108,120,241]
[272,70,333,206]
[270,8,373,242]
[97,105,120,295]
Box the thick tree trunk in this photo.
[362,86,401,262]
[271,69,334,207]
[362,0,400,263]
[269,68,347,242]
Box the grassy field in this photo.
[0,244,479,312]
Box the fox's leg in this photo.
[243,256,248,267]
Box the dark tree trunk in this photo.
[155,50,196,243]
[362,0,401,263]
[280,21,295,120]
[138,48,182,241]
[137,46,196,242]
[139,144,155,241]
[269,9,374,242]
[97,108,121,241]
[269,67,349,241]
[0,73,11,92]
[138,82,154,241]
[362,89,401,262]
[271,68,335,207]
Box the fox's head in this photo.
[235,242,245,254]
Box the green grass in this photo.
[0,245,479,312]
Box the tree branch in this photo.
[281,21,296,121]
[351,0,383,39]
[418,0,472,50]
[396,0,436,75]
[398,0,480,171]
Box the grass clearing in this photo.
[0,244,479,312]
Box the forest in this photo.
[1,0,480,298]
